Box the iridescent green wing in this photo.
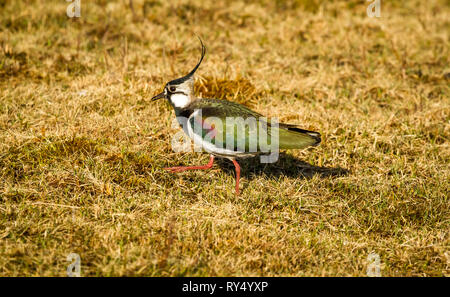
[186,99,320,152]
[187,99,265,153]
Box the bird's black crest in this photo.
[169,37,206,85]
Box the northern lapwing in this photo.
[152,38,321,195]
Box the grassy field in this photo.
[0,0,449,276]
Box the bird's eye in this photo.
[168,86,176,92]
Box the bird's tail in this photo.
[276,125,321,149]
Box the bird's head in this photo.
[151,38,206,109]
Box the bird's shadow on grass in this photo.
[214,152,349,181]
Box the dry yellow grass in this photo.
[0,0,449,276]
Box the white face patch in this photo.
[170,93,190,108]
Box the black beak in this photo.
[151,91,165,101]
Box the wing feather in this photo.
[184,99,320,153]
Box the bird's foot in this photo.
[164,155,215,173]
[163,166,203,173]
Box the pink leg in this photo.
[164,155,215,173]
[230,159,241,196]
